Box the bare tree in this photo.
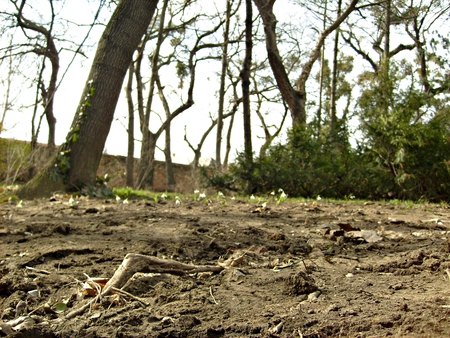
[215,0,233,172]
[133,2,229,189]
[253,0,359,125]
[18,0,160,198]
[4,0,59,148]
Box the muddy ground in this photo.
[1,194,450,337]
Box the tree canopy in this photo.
[0,0,449,201]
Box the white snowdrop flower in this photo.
[350,195,356,199]
[161,193,167,199]
[262,202,267,208]
[271,191,275,196]
[199,193,206,199]
[280,192,287,199]
[231,196,235,200]
[250,195,255,200]
[115,195,121,202]
[194,189,200,194]
[217,191,224,197]
[123,198,129,204]
[317,195,322,201]
[278,188,284,193]
[69,196,75,205]
[175,199,181,205]
[17,200,23,208]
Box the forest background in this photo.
[0,0,450,202]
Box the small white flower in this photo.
[69,196,75,205]
[199,193,206,199]
[316,195,322,201]
[123,198,129,204]
[271,191,275,196]
[350,195,356,199]
[280,192,287,199]
[250,195,255,200]
[115,195,121,202]
[161,193,167,200]
[17,200,23,208]
[175,199,181,205]
[217,191,224,197]
[262,202,267,208]
[278,188,284,193]
[194,189,200,194]
[231,196,235,200]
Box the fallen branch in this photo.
[65,253,223,319]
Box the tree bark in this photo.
[253,0,359,126]
[16,0,59,148]
[329,0,342,133]
[18,0,159,198]
[216,0,232,172]
[241,0,253,164]
[125,62,135,188]
[137,2,167,190]
[252,0,304,125]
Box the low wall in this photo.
[0,138,199,193]
[97,154,198,192]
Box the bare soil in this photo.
[1,195,450,337]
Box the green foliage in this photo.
[50,150,71,182]
[355,57,450,201]
[199,166,237,192]
[205,102,450,202]
[82,183,113,198]
[71,82,95,144]
[229,125,354,198]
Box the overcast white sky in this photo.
[2,0,430,165]
[1,0,301,165]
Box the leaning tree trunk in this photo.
[252,0,305,125]
[253,0,359,126]
[18,0,159,198]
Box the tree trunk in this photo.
[241,0,253,164]
[317,0,328,134]
[16,0,59,148]
[158,73,177,191]
[125,62,135,188]
[253,0,359,126]
[252,0,305,125]
[18,0,159,198]
[137,130,158,189]
[137,0,169,189]
[329,0,342,133]
[216,0,232,172]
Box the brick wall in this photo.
[97,154,198,193]
[1,138,199,193]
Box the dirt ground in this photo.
[1,194,450,337]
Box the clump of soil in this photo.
[1,196,450,337]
